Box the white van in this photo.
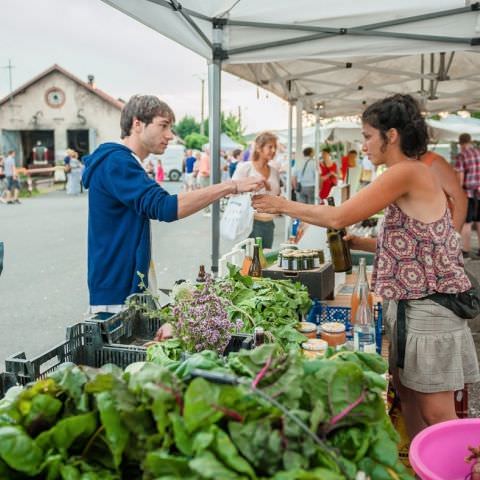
[150,144,185,181]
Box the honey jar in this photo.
[320,322,347,347]
[302,338,328,359]
[297,321,317,339]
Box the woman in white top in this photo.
[233,131,281,248]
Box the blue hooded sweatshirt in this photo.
[82,143,178,305]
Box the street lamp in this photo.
[193,74,206,136]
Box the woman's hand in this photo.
[233,177,268,193]
[252,194,286,214]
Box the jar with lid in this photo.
[302,338,328,359]
[305,253,315,270]
[320,322,347,347]
[294,252,304,270]
[296,321,317,339]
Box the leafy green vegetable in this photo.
[0,345,411,479]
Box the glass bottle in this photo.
[248,244,263,277]
[326,197,352,273]
[255,237,268,269]
[240,243,253,276]
[350,257,373,324]
[196,264,206,283]
[353,286,376,353]
[254,326,265,347]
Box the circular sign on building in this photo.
[45,87,66,108]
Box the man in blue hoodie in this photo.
[82,95,264,313]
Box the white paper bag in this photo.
[220,194,254,242]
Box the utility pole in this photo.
[200,78,205,136]
[2,59,14,105]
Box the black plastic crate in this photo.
[85,294,165,345]
[0,372,18,398]
[4,323,101,386]
[4,323,150,387]
[3,322,253,391]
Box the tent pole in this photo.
[285,100,294,241]
[209,25,223,276]
[295,99,303,168]
[314,111,321,205]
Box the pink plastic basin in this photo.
[409,418,480,480]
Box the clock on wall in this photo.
[45,87,66,108]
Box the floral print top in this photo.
[371,203,471,300]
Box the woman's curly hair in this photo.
[362,94,428,159]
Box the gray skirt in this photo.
[386,298,480,393]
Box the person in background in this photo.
[221,151,230,183]
[421,150,467,234]
[454,133,480,257]
[358,153,376,189]
[0,156,7,204]
[319,148,338,202]
[341,149,359,182]
[196,146,210,189]
[156,158,165,184]
[228,148,242,178]
[253,93,479,440]
[82,94,265,312]
[293,146,317,204]
[233,131,281,248]
[4,150,20,204]
[66,150,83,195]
[142,156,156,180]
[184,149,196,191]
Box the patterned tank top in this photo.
[371,203,471,300]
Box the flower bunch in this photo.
[172,275,243,354]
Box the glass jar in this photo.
[302,338,328,359]
[306,253,315,270]
[317,249,325,265]
[297,321,317,339]
[320,322,347,347]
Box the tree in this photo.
[174,116,200,140]
[202,112,246,145]
[184,132,208,151]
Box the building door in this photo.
[1,130,23,165]
[20,130,55,167]
[67,130,89,160]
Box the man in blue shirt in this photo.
[184,149,197,191]
[82,95,264,312]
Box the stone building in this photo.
[0,64,123,167]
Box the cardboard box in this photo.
[262,262,335,300]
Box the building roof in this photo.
[0,64,124,109]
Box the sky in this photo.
[0,0,290,134]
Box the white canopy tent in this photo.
[101,0,480,271]
[203,132,243,151]
[428,114,480,141]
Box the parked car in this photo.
[149,145,185,182]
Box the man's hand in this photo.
[153,322,174,342]
[233,176,268,193]
[252,194,286,214]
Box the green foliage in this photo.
[185,132,209,150]
[174,115,201,140]
[0,347,411,479]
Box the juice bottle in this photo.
[350,257,373,323]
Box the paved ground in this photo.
[1,185,479,415]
